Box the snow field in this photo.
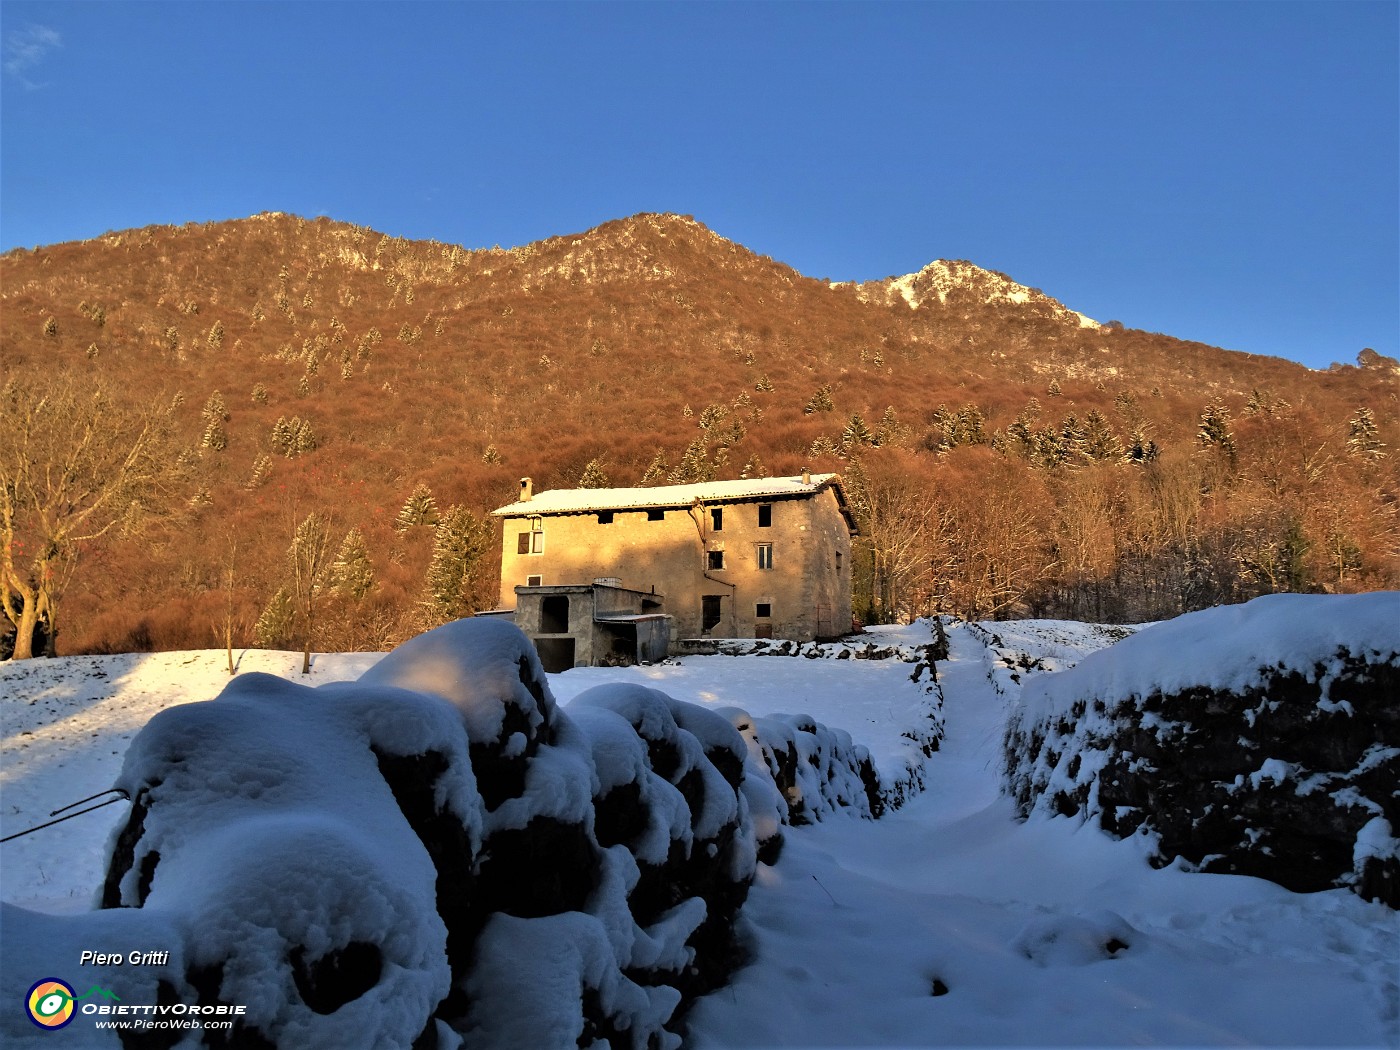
[2,612,1396,1047]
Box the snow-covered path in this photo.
[685,622,1400,1048]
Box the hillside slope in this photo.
[1,212,1396,654]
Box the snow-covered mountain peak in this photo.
[850,259,1100,329]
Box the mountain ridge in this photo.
[1,210,1395,656]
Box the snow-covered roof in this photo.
[492,473,847,517]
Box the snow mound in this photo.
[6,619,895,1047]
[1005,593,1400,906]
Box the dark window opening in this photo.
[527,575,542,587]
[758,504,772,528]
[710,507,723,531]
[701,595,723,632]
[756,543,773,569]
[647,508,665,521]
[597,511,614,524]
[707,549,725,570]
[517,532,531,555]
[756,603,772,618]
[541,595,570,634]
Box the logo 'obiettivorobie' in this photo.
[26,979,77,1030]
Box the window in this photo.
[707,549,725,570]
[701,595,723,632]
[518,517,544,554]
[756,543,773,570]
[526,575,543,587]
[710,507,723,531]
[758,504,772,528]
[755,602,772,618]
[597,511,614,524]
[648,509,665,521]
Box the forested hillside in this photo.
[2,212,1395,656]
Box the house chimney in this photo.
[801,469,811,486]
[520,477,533,502]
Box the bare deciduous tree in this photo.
[1,377,174,660]
[288,511,334,674]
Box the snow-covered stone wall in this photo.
[1004,593,1400,907]
[16,618,896,1049]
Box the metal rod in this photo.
[50,788,129,816]
[1,795,131,843]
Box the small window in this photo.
[526,575,543,587]
[755,602,772,618]
[756,543,773,570]
[597,511,614,524]
[517,532,531,555]
[648,508,665,521]
[758,504,772,528]
[707,549,725,570]
[711,507,723,531]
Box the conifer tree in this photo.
[246,453,273,489]
[201,419,227,452]
[842,413,875,451]
[1059,414,1089,462]
[1081,409,1123,461]
[254,586,295,649]
[200,391,228,451]
[739,453,768,479]
[1197,399,1237,460]
[668,437,714,484]
[874,405,904,447]
[640,452,668,486]
[954,404,987,445]
[329,527,375,600]
[271,416,316,457]
[1347,407,1386,460]
[202,390,228,424]
[1125,425,1161,465]
[578,458,610,488]
[396,483,439,530]
[423,505,491,624]
[804,385,835,414]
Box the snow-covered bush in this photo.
[1005,593,1400,906]
[85,618,890,1047]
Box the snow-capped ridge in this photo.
[844,258,1100,328]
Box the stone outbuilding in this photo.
[489,473,856,666]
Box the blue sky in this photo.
[2,1,1395,370]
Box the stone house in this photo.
[489,473,856,667]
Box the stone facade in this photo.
[492,474,856,646]
[494,582,670,673]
